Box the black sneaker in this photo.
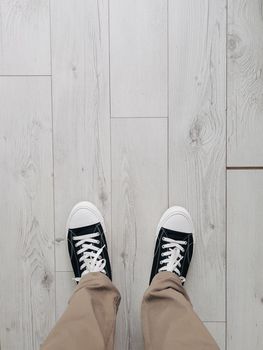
[150,206,194,284]
[66,201,112,282]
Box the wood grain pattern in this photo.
[110,0,167,117]
[55,272,75,320]
[0,77,54,349]
[227,0,263,166]
[227,171,263,349]
[0,0,50,75]
[169,0,226,322]
[111,118,167,350]
[205,322,225,350]
[51,0,111,271]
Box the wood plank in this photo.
[110,0,167,117]
[0,0,50,75]
[205,322,225,350]
[55,272,75,320]
[111,118,167,350]
[227,0,263,166]
[50,0,111,271]
[0,77,54,349]
[227,170,263,349]
[169,0,226,321]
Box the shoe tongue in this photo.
[69,222,102,236]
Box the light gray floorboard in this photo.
[0,77,54,349]
[55,272,75,320]
[205,322,225,350]
[50,0,111,271]
[111,118,168,350]
[0,0,50,75]
[110,0,167,117]
[227,0,263,166]
[227,170,263,349]
[169,0,226,322]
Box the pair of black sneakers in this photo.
[67,202,194,284]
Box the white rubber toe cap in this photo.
[157,206,194,234]
[66,201,106,232]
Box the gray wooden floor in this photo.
[0,1,262,349]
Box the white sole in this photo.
[66,201,106,234]
[156,206,195,242]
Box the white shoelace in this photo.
[73,232,106,282]
[159,236,187,283]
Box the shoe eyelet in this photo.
[161,253,164,257]
[162,245,165,249]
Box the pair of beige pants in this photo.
[42,272,219,350]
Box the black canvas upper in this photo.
[149,227,194,284]
[67,222,112,281]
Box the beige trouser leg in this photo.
[41,272,121,350]
[141,272,220,350]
